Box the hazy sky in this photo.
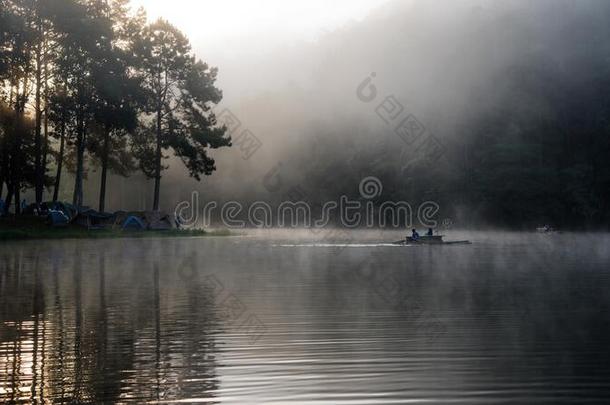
[130,0,391,57]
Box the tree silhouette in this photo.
[134,19,229,211]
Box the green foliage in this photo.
[133,18,230,209]
[1,0,230,212]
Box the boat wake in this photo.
[273,243,410,248]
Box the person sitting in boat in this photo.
[411,229,420,241]
[427,228,434,236]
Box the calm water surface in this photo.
[1,231,610,404]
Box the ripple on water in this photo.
[1,232,610,403]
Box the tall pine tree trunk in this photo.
[13,75,29,215]
[42,109,49,194]
[53,120,66,202]
[15,186,20,215]
[34,38,43,205]
[41,48,50,202]
[73,117,86,209]
[0,138,6,201]
[98,127,110,212]
[153,108,162,211]
[11,124,22,214]
[5,184,14,215]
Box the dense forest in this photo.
[321,1,610,230]
[0,0,230,214]
[196,0,610,230]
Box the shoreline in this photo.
[0,216,231,241]
[0,227,232,241]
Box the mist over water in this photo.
[2,231,610,403]
[99,0,606,230]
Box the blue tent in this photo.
[46,202,77,221]
[122,215,146,230]
[47,210,70,226]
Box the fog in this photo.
[86,0,610,228]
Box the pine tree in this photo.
[134,19,230,211]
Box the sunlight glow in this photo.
[130,0,391,54]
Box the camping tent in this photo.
[47,210,70,226]
[122,215,146,230]
[144,211,176,230]
[74,210,115,229]
[46,202,77,221]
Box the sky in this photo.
[130,0,391,58]
[128,0,393,103]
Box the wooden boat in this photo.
[393,235,471,246]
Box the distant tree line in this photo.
[0,0,231,214]
[287,67,610,229]
[281,3,610,230]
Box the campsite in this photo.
[0,201,214,240]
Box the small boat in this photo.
[536,227,561,234]
[392,235,471,246]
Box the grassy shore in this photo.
[0,216,230,241]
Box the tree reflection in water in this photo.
[0,241,221,403]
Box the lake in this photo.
[1,231,610,404]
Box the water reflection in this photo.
[0,240,221,404]
[1,232,610,403]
